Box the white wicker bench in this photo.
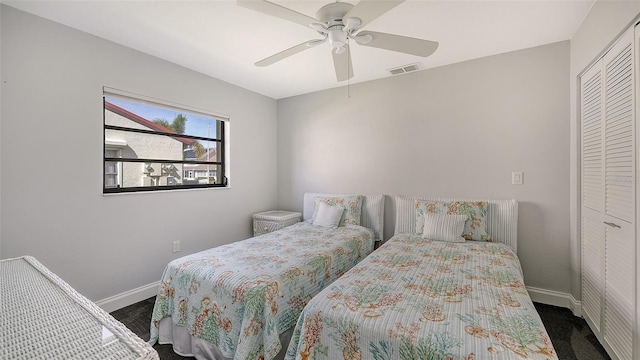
[0,256,158,360]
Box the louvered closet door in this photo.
[602,27,635,360]
[580,63,604,334]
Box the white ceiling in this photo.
[3,0,594,99]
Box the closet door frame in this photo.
[635,22,640,360]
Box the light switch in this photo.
[512,171,524,185]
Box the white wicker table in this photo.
[252,210,302,236]
[0,256,158,360]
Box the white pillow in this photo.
[312,201,345,228]
[312,195,363,226]
[421,213,468,242]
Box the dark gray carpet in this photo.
[533,303,610,360]
[110,297,193,359]
[111,298,611,360]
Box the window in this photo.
[103,89,228,193]
[104,148,121,189]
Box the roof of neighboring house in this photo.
[184,147,216,161]
[104,101,194,146]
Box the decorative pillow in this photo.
[312,201,345,228]
[415,200,491,241]
[421,213,467,242]
[313,195,363,226]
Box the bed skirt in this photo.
[157,317,294,360]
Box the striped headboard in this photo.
[303,193,385,242]
[394,195,518,251]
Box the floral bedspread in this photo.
[285,234,557,360]
[149,221,374,360]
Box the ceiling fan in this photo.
[237,0,438,81]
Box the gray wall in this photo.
[277,42,571,293]
[0,6,278,301]
[569,1,640,301]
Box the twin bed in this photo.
[150,194,557,360]
[285,196,556,360]
[149,193,385,359]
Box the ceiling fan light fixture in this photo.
[343,17,362,33]
[307,38,327,47]
[353,33,372,45]
[309,22,328,35]
[328,28,347,51]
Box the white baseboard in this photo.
[527,286,582,317]
[97,282,581,318]
[96,281,160,313]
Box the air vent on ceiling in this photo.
[388,63,421,75]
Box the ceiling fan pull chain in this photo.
[347,38,351,98]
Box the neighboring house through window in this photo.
[104,147,122,189]
[103,89,228,193]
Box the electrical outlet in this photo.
[512,171,524,185]
[172,241,180,253]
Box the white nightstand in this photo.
[253,210,302,236]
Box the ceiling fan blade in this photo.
[344,0,404,28]
[237,0,318,28]
[357,31,439,57]
[332,44,354,82]
[255,41,315,67]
